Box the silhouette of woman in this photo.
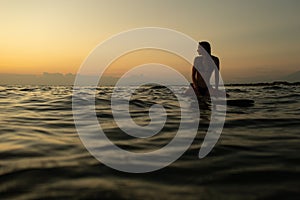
[191,41,220,97]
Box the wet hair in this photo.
[199,41,211,55]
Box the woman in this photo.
[192,41,220,97]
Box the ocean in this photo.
[0,83,299,199]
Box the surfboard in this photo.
[213,99,254,107]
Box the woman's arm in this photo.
[191,67,201,96]
[192,57,199,88]
[214,57,220,90]
[192,67,197,87]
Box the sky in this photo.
[0,0,300,83]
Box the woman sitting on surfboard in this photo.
[191,41,220,97]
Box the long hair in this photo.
[199,41,211,55]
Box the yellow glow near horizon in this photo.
[103,49,191,78]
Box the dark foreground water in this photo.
[0,83,299,199]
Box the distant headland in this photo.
[0,70,299,86]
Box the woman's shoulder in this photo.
[194,56,203,61]
[193,56,203,67]
[211,55,219,61]
[211,55,219,62]
[211,55,220,68]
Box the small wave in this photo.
[150,85,167,90]
[225,118,300,128]
[226,88,247,93]
[261,99,298,104]
[129,99,154,108]
[279,93,300,99]
[19,88,37,92]
[263,86,283,90]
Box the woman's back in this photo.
[193,55,219,87]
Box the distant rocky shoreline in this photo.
[225,81,300,87]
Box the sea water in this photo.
[0,83,299,199]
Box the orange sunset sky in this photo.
[0,0,300,83]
